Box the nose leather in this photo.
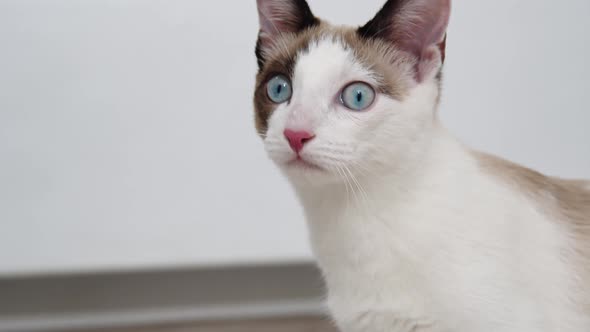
[283,129,315,153]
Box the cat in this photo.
[253,0,590,331]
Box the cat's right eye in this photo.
[266,75,292,104]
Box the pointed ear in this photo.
[255,0,318,68]
[359,0,451,82]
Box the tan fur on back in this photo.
[474,151,590,313]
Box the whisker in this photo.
[342,164,371,214]
[334,165,352,211]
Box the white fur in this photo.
[263,38,589,331]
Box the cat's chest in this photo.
[306,197,448,283]
[306,209,444,329]
[302,186,570,332]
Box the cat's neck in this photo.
[288,124,489,295]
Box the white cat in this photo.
[253,0,590,331]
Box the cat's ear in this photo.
[359,0,451,81]
[255,0,318,68]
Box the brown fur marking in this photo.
[253,22,416,136]
[474,151,590,313]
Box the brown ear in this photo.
[255,0,318,69]
[359,0,451,81]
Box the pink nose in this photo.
[284,129,315,153]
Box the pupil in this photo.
[276,84,283,94]
[356,91,363,103]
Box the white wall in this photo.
[0,0,588,277]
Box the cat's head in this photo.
[254,0,450,185]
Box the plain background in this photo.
[1,0,589,277]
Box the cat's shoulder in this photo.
[471,150,590,312]
[471,150,590,216]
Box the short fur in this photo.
[475,151,590,315]
[253,0,590,331]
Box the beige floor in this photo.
[85,317,338,332]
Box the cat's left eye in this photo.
[340,82,375,111]
[266,75,292,104]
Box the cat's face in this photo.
[254,0,450,185]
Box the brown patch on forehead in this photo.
[253,22,415,136]
[254,24,328,135]
[339,28,415,98]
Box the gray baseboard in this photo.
[0,263,326,332]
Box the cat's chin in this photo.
[281,159,325,179]
[286,158,324,172]
[279,158,345,186]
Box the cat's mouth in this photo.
[286,157,324,172]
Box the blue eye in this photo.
[266,75,292,104]
[340,82,376,111]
